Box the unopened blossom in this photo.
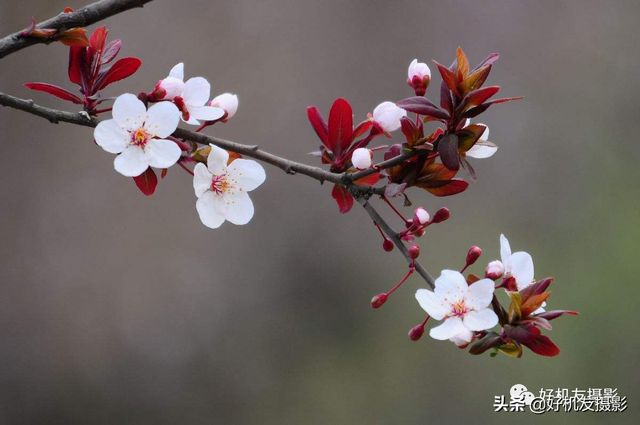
[151,62,185,101]
[372,101,406,133]
[351,148,372,170]
[193,144,266,229]
[465,120,498,159]
[209,93,239,121]
[94,93,181,177]
[485,260,505,280]
[414,207,430,225]
[415,270,498,341]
[160,63,225,125]
[407,59,431,96]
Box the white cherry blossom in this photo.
[500,234,545,313]
[193,144,266,229]
[372,101,406,133]
[94,93,181,177]
[407,59,431,81]
[415,270,498,341]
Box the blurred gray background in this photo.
[1,0,639,423]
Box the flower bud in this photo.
[372,101,407,133]
[371,293,388,309]
[414,228,425,238]
[209,93,239,121]
[431,207,450,224]
[382,239,394,252]
[413,207,430,225]
[485,260,504,280]
[154,76,184,101]
[408,323,425,341]
[466,246,482,266]
[408,244,420,260]
[351,148,373,170]
[407,59,431,96]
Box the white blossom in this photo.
[351,148,372,170]
[415,270,498,341]
[94,93,181,177]
[407,59,431,81]
[193,144,266,229]
[209,93,239,121]
[465,120,498,159]
[372,101,406,133]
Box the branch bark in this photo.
[0,0,154,59]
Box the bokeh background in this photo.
[1,0,639,423]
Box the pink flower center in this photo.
[211,174,232,195]
[450,299,468,317]
[131,128,149,147]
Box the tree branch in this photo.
[0,0,154,59]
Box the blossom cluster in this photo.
[19,20,575,359]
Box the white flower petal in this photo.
[500,234,512,271]
[210,93,239,118]
[372,101,406,133]
[224,191,255,225]
[476,123,489,140]
[449,328,473,346]
[94,119,129,154]
[207,144,229,176]
[415,289,448,320]
[189,105,225,122]
[463,308,498,331]
[467,278,495,310]
[351,148,372,169]
[145,139,181,169]
[114,146,149,177]
[511,251,535,290]
[466,141,497,159]
[168,62,184,81]
[227,159,266,192]
[112,93,146,130]
[158,77,184,100]
[181,113,201,125]
[429,317,466,340]
[145,101,180,138]
[193,163,212,198]
[183,77,211,107]
[434,270,468,301]
[196,191,226,229]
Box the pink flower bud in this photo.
[407,59,431,96]
[371,293,388,309]
[466,246,482,266]
[431,207,450,224]
[209,93,239,120]
[485,260,504,280]
[408,323,425,341]
[382,239,394,252]
[408,244,420,260]
[351,148,372,170]
[414,207,430,225]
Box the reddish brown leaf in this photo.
[469,332,501,355]
[133,167,157,196]
[94,57,142,91]
[504,323,541,344]
[433,60,460,97]
[437,134,460,171]
[463,65,492,93]
[457,86,500,113]
[100,39,122,65]
[160,168,168,179]
[68,46,84,86]
[471,53,500,73]
[354,172,381,186]
[523,335,560,357]
[455,46,470,82]
[353,120,373,140]
[331,184,353,214]
[24,82,82,104]
[422,178,468,197]
[57,28,90,47]
[396,97,450,120]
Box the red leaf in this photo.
[100,39,122,65]
[306,106,329,148]
[461,96,524,119]
[89,26,108,54]
[504,323,541,344]
[160,168,168,179]
[396,97,450,120]
[331,183,353,214]
[57,28,90,47]
[353,119,373,140]
[471,53,500,73]
[24,82,82,104]
[523,335,560,357]
[457,86,500,113]
[433,60,460,97]
[423,179,468,197]
[94,57,142,91]
[328,98,353,157]
[535,310,579,321]
[68,46,84,86]
[133,167,157,196]
[440,81,453,113]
